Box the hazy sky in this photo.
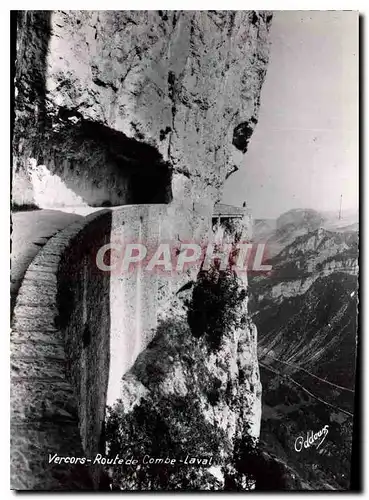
[222,11,358,219]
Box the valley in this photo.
[249,208,358,490]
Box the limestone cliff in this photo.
[13,10,272,208]
[105,267,261,490]
[11,10,273,491]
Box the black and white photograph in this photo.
[10,9,359,491]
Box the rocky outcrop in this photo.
[11,10,273,491]
[13,10,272,208]
[105,267,261,490]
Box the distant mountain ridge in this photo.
[253,208,359,258]
[250,227,358,305]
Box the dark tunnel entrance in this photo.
[13,10,173,209]
[129,167,173,204]
[38,114,174,207]
[13,11,175,211]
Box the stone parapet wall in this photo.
[10,202,212,489]
[11,209,111,490]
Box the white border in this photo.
[1,3,365,497]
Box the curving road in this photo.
[11,209,83,313]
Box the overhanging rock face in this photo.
[13,10,272,208]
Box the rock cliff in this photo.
[105,267,262,490]
[12,10,273,491]
[13,10,272,208]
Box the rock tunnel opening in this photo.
[31,116,173,208]
[75,119,173,205]
[13,11,174,209]
[129,168,173,204]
